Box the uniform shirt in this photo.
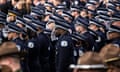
[12,37,26,52]
[56,32,74,72]
[95,30,106,52]
[82,31,96,51]
[27,37,41,72]
[12,37,28,72]
[37,32,50,72]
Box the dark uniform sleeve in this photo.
[56,37,74,72]
[27,39,41,72]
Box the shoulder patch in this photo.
[16,45,21,51]
[28,42,34,48]
[61,41,68,47]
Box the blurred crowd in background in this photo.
[0,0,119,72]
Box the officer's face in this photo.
[112,21,120,27]
[11,0,17,6]
[44,15,50,22]
[8,32,16,40]
[108,11,114,16]
[75,25,85,33]
[88,13,93,18]
[107,32,120,40]
[16,1,24,10]
[87,5,96,11]
[16,23,25,28]
[116,6,120,11]
[80,10,87,18]
[7,15,16,22]
[57,10,63,15]
[72,11,79,17]
[46,22,55,31]
[46,6,52,11]
[107,21,120,40]
[88,24,99,31]
[64,16,71,23]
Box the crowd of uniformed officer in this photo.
[0,0,120,72]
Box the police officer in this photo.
[71,5,80,23]
[15,16,29,72]
[7,23,28,72]
[45,20,56,72]
[74,17,96,51]
[55,4,67,15]
[30,6,45,21]
[26,22,41,72]
[16,16,26,28]
[54,20,74,72]
[62,11,74,32]
[7,10,21,23]
[44,10,53,22]
[72,32,87,64]
[106,19,120,45]
[88,18,106,52]
[32,19,50,72]
[33,19,51,72]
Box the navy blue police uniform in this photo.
[37,32,50,72]
[32,20,50,72]
[56,33,74,72]
[75,18,96,51]
[55,21,74,72]
[43,29,56,72]
[26,22,41,72]
[8,24,29,72]
[72,32,87,63]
